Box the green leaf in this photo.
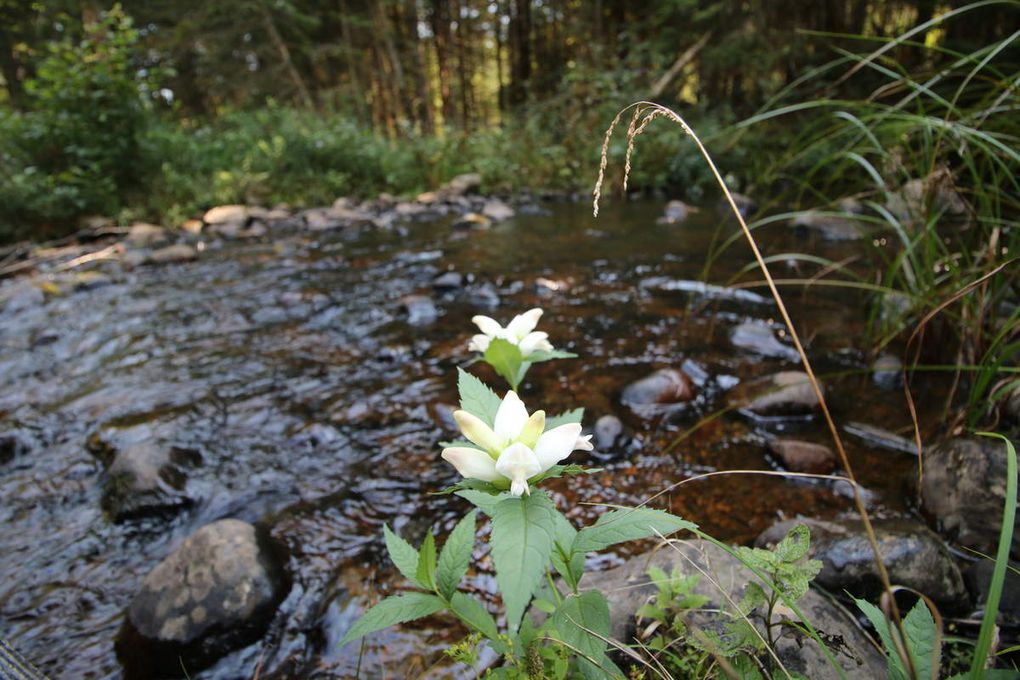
[383,524,422,587]
[551,591,623,679]
[551,509,584,590]
[339,592,445,646]
[433,478,508,496]
[526,349,578,363]
[573,508,697,555]
[773,524,812,562]
[901,598,939,680]
[457,367,502,427]
[491,490,559,632]
[437,510,477,599]
[483,337,525,389]
[530,463,601,484]
[449,591,499,640]
[855,597,910,680]
[545,408,585,429]
[455,488,510,515]
[416,532,437,592]
[438,439,474,449]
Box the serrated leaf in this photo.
[526,349,578,362]
[383,525,422,587]
[433,478,508,496]
[455,488,510,515]
[449,591,499,640]
[483,337,525,389]
[546,408,584,429]
[901,598,939,680]
[773,524,812,563]
[855,597,910,680]
[573,508,696,554]
[457,368,502,426]
[491,490,558,632]
[530,463,601,484]
[416,532,437,592]
[551,591,623,679]
[437,510,477,599]
[339,592,444,646]
[551,509,583,590]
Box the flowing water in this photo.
[0,201,947,678]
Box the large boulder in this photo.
[117,519,289,679]
[920,435,1020,559]
[101,440,200,521]
[580,539,886,679]
[757,517,968,612]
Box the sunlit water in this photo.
[0,200,945,678]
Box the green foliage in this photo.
[490,490,559,632]
[437,511,478,600]
[382,524,422,586]
[572,508,697,554]
[338,591,444,647]
[0,5,160,238]
[855,597,940,680]
[550,591,622,679]
[457,367,503,428]
[545,409,585,429]
[483,338,528,391]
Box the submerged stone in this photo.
[101,440,201,521]
[117,519,288,679]
[730,321,799,361]
[738,371,823,417]
[621,368,697,408]
[767,438,837,474]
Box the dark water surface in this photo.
[0,201,945,678]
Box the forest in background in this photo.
[0,0,1017,239]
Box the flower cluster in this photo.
[468,307,554,357]
[442,391,592,497]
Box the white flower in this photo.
[441,391,593,497]
[468,308,555,357]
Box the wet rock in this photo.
[442,172,482,196]
[126,223,168,248]
[831,478,879,508]
[756,517,968,612]
[265,206,292,221]
[593,415,624,450]
[301,208,343,231]
[920,436,1020,559]
[621,368,697,407]
[656,199,694,224]
[0,430,32,465]
[730,321,799,361]
[117,519,288,679]
[1000,384,1020,425]
[465,283,500,309]
[767,439,837,474]
[202,204,249,228]
[887,169,969,225]
[393,201,436,221]
[965,560,1020,626]
[843,422,916,454]
[432,271,463,290]
[148,244,198,265]
[398,294,438,326]
[739,371,822,417]
[580,539,886,679]
[481,199,514,222]
[326,201,378,227]
[180,219,203,235]
[534,277,569,296]
[451,212,491,230]
[119,248,149,269]
[758,521,962,611]
[101,441,200,521]
[871,354,902,390]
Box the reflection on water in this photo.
[0,200,945,678]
